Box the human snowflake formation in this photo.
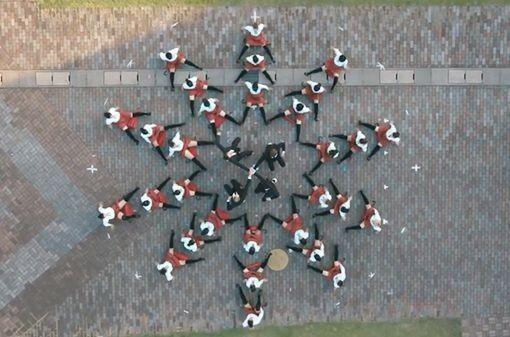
[98,19,401,329]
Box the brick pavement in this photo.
[0,2,509,337]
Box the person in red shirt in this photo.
[359,120,400,160]
[307,244,346,289]
[140,177,181,213]
[330,128,369,164]
[236,284,265,328]
[156,230,205,282]
[104,107,151,144]
[284,81,326,121]
[345,190,383,233]
[168,131,215,171]
[199,98,240,139]
[199,194,245,237]
[98,187,140,228]
[268,98,311,142]
[233,252,272,292]
[238,21,275,63]
[304,48,348,92]
[180,211,222,253]
[313,179,351,221]
[140,122,185,164]
[287,223,325,263]
[299,138,339,175]
[159,47,203,91]
[182,76,224,116]
[292,174,332,209]
[242,213,270,255]
[171,170,214,203]
[235,54,275,84]
[241,81,270,125]
[266,196,309,246]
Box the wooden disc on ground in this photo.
[268,248,289,271]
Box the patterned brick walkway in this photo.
[0,2,509,337]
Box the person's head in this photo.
[168,139,175,148]
[202,98,210,106]
[185,79,193,87]
[104,112,111,118]
[142,200,150,207]
[296,103,304,111]
[299,238,308,246]
[247,319,254,328]
[340,206,349,213]
[186,238,195,247]
[173,189,182,196]
[336,280,344,288]
[328,149,339,158]
[313,83,322,92]
[248,246,256,255]
[392,131,400,138]
[252,55,259,63]
[233,192,241,202]
[165,52,173,60]
[252,81,259,91]
[140,127,148,135]
[269,147,278,158]
[98,213,105,219]
[201,228,209,236]
[159,268,167,275]
[359,138,368,144]
[339,54,347,62]
[271,178,278,184]
[250,284,256,292]
[313,253,322,262]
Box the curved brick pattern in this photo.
[0,85,507,336]
[0,3,509,70]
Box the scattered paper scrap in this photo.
[376,62,385,71]
[87,165,98,174]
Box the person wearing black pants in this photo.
[225,168,255,210]
[254,176,280,202]
[299,139,339,175]
[236,284,265,328]
[287,222,325,263]
[181,211,222,253]
[254,143,286,172]
[159,48,203,91]
[266,196,309,246]
[140,122,185,164]
[233,252,271,292]
[307,244,346,289]
[221,137,253,163]
[141,177,181,212]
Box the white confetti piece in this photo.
[405,109,410,115]
[383,151,389,155]
[383,184,389,190]
[171,22,179,28]
[401,227,407,234]
[411,164,421,172]
[87,165,98,174]
[369,272,376,279]
[376,62,385,71]
[338,26,344,31]
[103,97,109,107]
[183,310,189,314]
[135,272,142,279]
[382,219,388,225]
[126,60,134,68]
[107,233,111,240]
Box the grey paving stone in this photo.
[430,69,448,85]
[465,70,483,84]
[380,70,398,84]
[120,71,139,85]
[0,71,20,87]
[52,72,70,86]
[482,69,501,85]
[415,69,431,85]
[36,72,52,86]
[204,68,226,86]
[138,69,156,87]
[362,69,380,85]
[104,71,121,86]
[345,69,363,86]
[397,70,415,84]
[500,69,510,85]
[70,70,87,87]
[86,70,104,87]
[449,69,466,84]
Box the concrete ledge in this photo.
[362,69,380,85]
[87,70,104,87]
[36,72,52,86]
[449,69,466,84]
[431,69,448,85]
[381,70,398,84]
[53,72,70,86]
[398,70,415,84]
[120,71,138,85]
[483,69,500,85]
[71,70,87,87]
[500,69,510,85]
[415,69,431,85]
[104,71,121,86]
[138,70,156,86]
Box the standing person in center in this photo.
[253,142,286,172]
[304,48,348,92]
[199,98,240,139]
[236,284,265,329]
[199,194,245,237]
[241,81,270,125]
[140,122,186,164]
[284,81,326,121]
[299,138,339,175]
[287,223,325,263]
[225,168,256,210]
[159,47,203,91]
[292,174,332,209]
[233,252,272,292]
[182,76,224,116]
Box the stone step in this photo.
[1,68,509,88]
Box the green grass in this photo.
[38,0,510,8]
[137,318,461,337]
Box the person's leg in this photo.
[237,283,249,305]
[225,114,240,125]
[260,252,272,269]
[207,85,223,93]
[184,59,202,70]
[168,230,175,249]
[197,140,215,146]
[164,123,186,130]
[345,225,363,232]
[299,141,316,149]
[304,66,324,76]
[358,121,377,130]
[292,193,309,200]
[331,76,339,91]
[204,237,222,244]
[329,178,340,196]
[259,107,268,125]
[169,72,175,91]
[237,45,249,62]
[333,244,339,261]
[284,90,302,97]
[186,257,205,264]
[276,156,286,168]
[263,45,275,62]
[189,100,195,117]
[287,245,304,253]
[123,214,140,220]
[258,213,270,230]
[123,187,140,202]
[268,112,284,122]
[267,159,275,171]
[192,158,207,171]
[234,70,248,83]
[189,211,197,230]
[233,254,246,270]
[157,177,172,191]
[307,265,324,274]
[329,133,348,140]
[210,123,219,138]
[266,213,283,225]
[188,170,202,181]
[241,106,250,124]
[195,191,213,197]
[162,203,180,210]
[210,193,219,211]
[231,137,241,149]
[125,129,139,144]
[255,291,262,311]
[313,209,331,217]
[337,150,353,164]
[359,190,369,205]
[313,103,319,121]
[367,145,381,160]
[243,213,249,229]
[308,160,323,175]
[236,150,253,161]
[295,124,301,142]
[314,223,320,241]
[226,213,246,224]
[291,195,298,214]
[132,112,151,117]
[262,70,275,84]
[303,173,316,188]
